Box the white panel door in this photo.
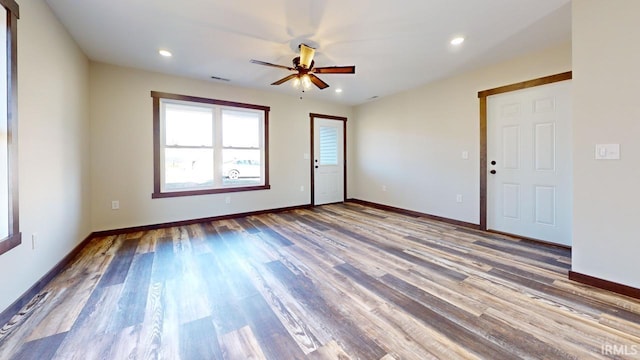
[487,80,572,245]
[313,118,344,205]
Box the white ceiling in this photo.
[45,0,571,105]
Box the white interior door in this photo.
[487,80,572,246]
[313,118,344,205]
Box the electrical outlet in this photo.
[300,185,305,192]
[456,194,463,203]
[32,233,37,250]
[382,185,387,192]
[111,200,120,210]
[225,196,231,204]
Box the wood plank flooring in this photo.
[1,203,640,359]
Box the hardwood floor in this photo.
[1,203,639,359]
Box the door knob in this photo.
[491,160,496,165]
[315,165,318,169]
[490,170,496,174]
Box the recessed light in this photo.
[450,37,465,46]
[335,88,343,93]
[158,49,173,57]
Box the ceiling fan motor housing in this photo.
[293,56,314,71]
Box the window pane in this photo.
[222,109,259,148]
[0,6,8,238]
[319,126,338,165]
[165,103,213,146]
[222,149,261,186]
[164,148,214,190]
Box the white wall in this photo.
[572,1,640,288]
[0,1,91,312]
[89,63,352,231]
[352,43,571,224]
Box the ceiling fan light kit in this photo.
[251,43,356,91]
[291,74,312,90]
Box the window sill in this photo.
[152,184,271,199]
[0,232,22,256]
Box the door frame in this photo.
[477,71,572,231]
[310,113,347,206]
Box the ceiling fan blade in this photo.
[308,74,329,89]
[271,74,299,86]
[250,59,295,71]
[313,65,356,74]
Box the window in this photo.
[0,0,19,256]
[319,126,339,165]
[151,92,270,198]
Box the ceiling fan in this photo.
[250,44,355,90]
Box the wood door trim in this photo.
[310,113,347,206]
[478,71,572,98]
[477,71,572,231]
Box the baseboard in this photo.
[569,271,640,300]
[92,203,312,237]
[487,230,572,251]
[1,203,312,327]
[346,198,481,230]
[346,199,574,252]
[349,200,640,300]
[0,233,94,328]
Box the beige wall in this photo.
[0,1,91,312]
[352,43,571,224]
[3,0,637,318]
[572,1,640,288]
[89,63,352,231]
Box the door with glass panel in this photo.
[312,116,345,205]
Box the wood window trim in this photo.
[309,113,347,205]
[477,71,572,230]
[150,91,271,198]
[0,0,20,256]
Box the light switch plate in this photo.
[595,144,620,160]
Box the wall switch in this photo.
[303,153,310,160]
[32,233,37,250]
[225,196,231,204]
[462,151,469,160]
[456,194,463,203]
[595,144,620,160]
[382,185,387,192]
[111,200,120,210]
[300,185,305,192]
